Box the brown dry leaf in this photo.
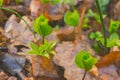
[31,55,58,78]
[30,0,43,18]
[0,28,7,47]
[100,75,108,80]
[89,65,98,77]
[23,77,34,80]
[96,51,120,68]
[0,10,6,25]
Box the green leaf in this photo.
[95,31,103,41]
[64,10,80,26]
[28,40,56,59]
[41,0,50,3]
[51,0,60,5]
[116,40,120,46]
[0,0,3,6]
[87,9,106,23]
[43,52,50,58]
[89,32,96,40]
[28,50,39,54]
[33,15,53,37]
[107,33,119,47]
[109,32,119,41]
[82,17,91,29]
[83,57,97,71]
[108,20,120,33]
[107,39,115,48]
[75,50,97,71]
[30,42,38,50]
[92,43,100,53]
[47,41,56,50]
[49,51,56,55]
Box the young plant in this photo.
[64,10,80,35]
[87,9,106,24]
[28,40,56,59]
[33,14,53,43]
[75,50,97,80]
[89,31,120,53]
[64,10,80,26]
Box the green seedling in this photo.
[75,50,97,80]
[28,40,56,59]
[87,9,106,24]
[89,31,103,53]
[89,31,120,53]
[0,0,3,7]
[33,14,53,43]
[64,10,80,40]
[82,16,91,29]
[82,9,106,29]
[89,31,102,41]
[64,10,80,32]
[108,20,120,33]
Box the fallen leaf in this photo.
[96,51,120,68]
[89,65,98,77]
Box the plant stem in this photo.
[0,7,37,40]
[95,0,107,53]
[82,70,87,80]
[42,36,45,44]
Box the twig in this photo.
[75,7,86,43]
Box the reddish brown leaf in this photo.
[96,51,120,68]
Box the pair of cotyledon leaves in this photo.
[75,50,97,71]
[33,14,53,37]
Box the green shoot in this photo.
[28,40,56,59]
[33,14,53,43]
[64,10,80,26]
[64,10,80,39]
[75,50,97,80]
[82,9,106,29]
[89,31,120,53]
